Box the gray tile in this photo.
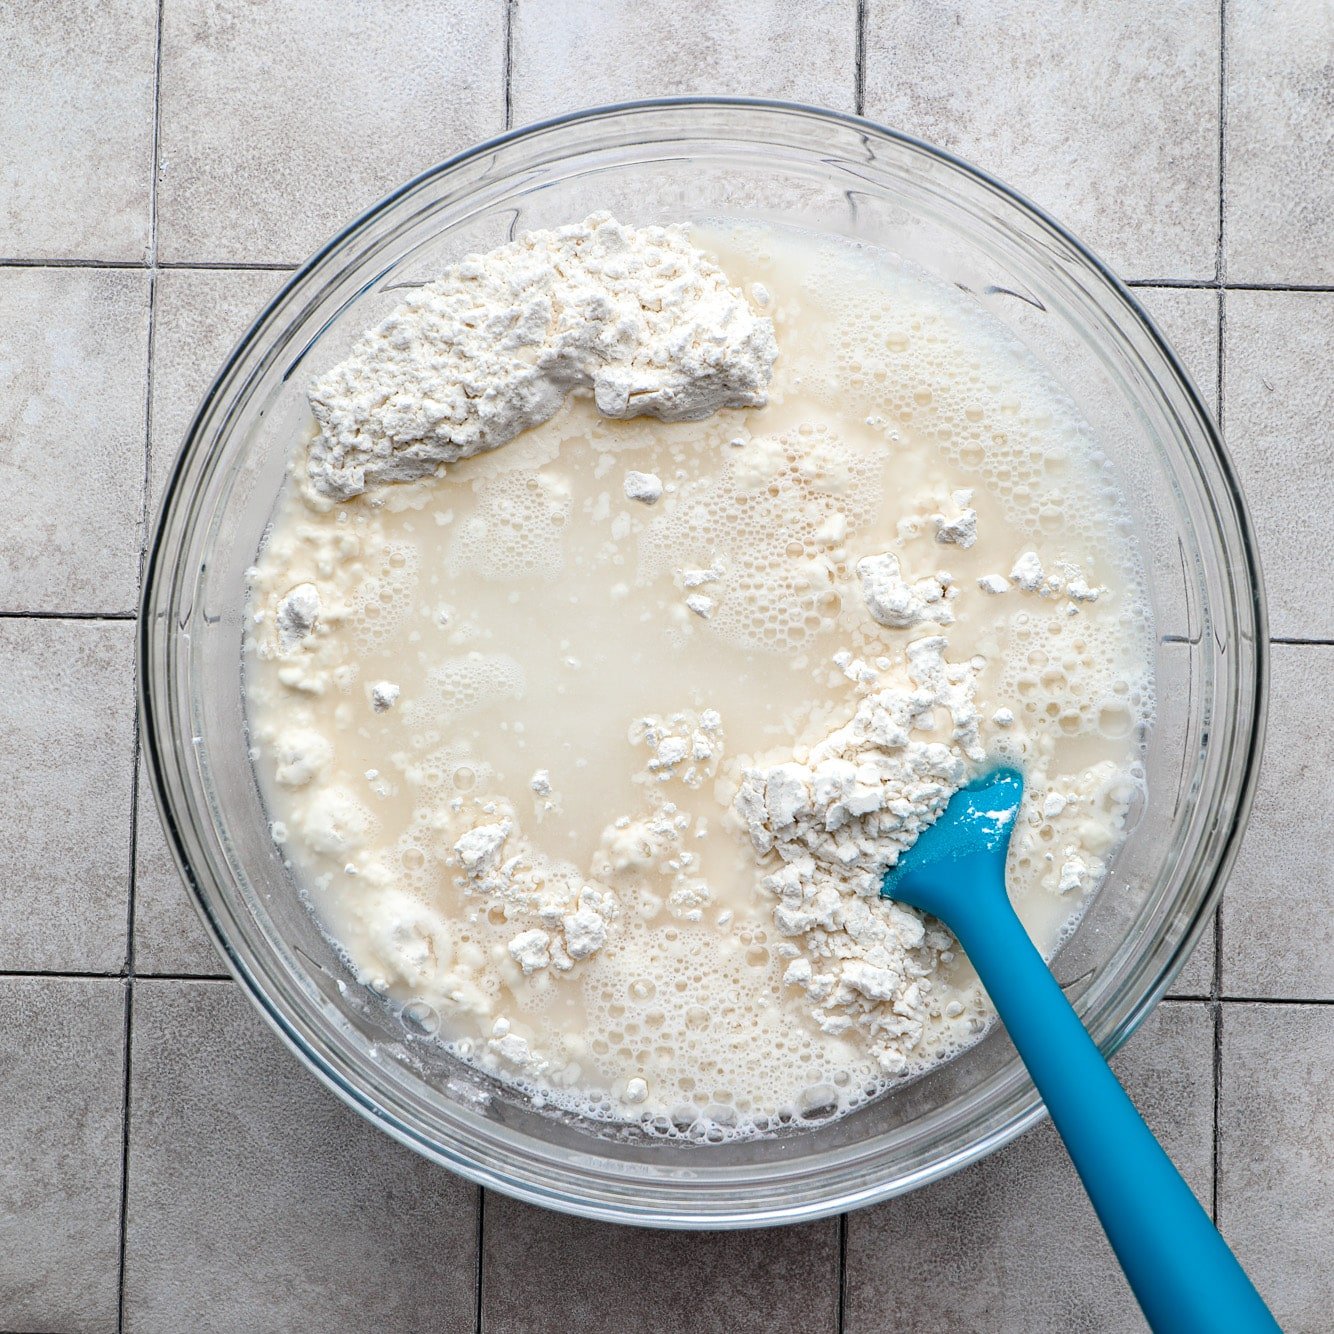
[123,979,479,1334]
[156,0,507,264]
[0,620,135,972]
[846,1001,1213,1333]
[1219,1002,1333,1329]
[510,0,858,127]
[1222,645,1334,1000]
[0,976,126,1334]
[482,1194,838,1334]
[0,268,150,614]
[134,759,227,977]
[149,267,285,521]
[1225,0,1334,284]
[864,0,1220,282]
[1133,286,1220,417]
[0,0,155,261]
[1222,290,1334,639]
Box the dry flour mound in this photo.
[306,212,778,500]
[734,636,987,1073]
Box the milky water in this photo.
[245,221,1153,1138]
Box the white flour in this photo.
[306,213,777,500]
[245,218,1154,1138]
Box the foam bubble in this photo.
[637,425,881,654]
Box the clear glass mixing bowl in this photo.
[139,99,1266,1228]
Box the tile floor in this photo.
[0,1,1329,1330]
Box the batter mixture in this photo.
[245,214,1153,1138]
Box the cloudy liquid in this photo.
[245,222,1153,1137]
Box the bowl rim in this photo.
[138,95,1268,1228]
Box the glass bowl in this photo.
[139,99,1266,1228]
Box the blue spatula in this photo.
[881,766,1278,1334]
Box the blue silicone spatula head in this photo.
[880,765,1023,924]
[878,765,1279,1333]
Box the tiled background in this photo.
[1,0,1329,1329]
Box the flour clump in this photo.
[733,637,985,1074]
[623,470,664,505]
[306,213,777,500]
[276,583,320,651]
[856,552,955,629]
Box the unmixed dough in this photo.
[246,216,1154,1137]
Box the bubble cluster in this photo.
[997,609,1153,740]
[406,743,495,806]
[638,425,881,653]
[347,538,418,653]
[400,652,526,731]
[438,910,996,1143]
[448,471,572,580]
[718,219,1152,598]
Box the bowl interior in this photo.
[141,101,1263,1227]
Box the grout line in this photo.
[503,0,516,132]
[1209,80,1225,1209]
[125,743,143,981]
[1271,636,1334,646]
[0,968,130,981]
[0,256,299,272]
[1213,188,1226,1037]
[1124,278,1334,293]
[0,609,136,621]
[1209,767,1221,1224]
[138,273,160,609]
[1211,1000,1222,1223]
[854,0,867,117]
[1154,996,1334,1008]
[157,259,299,271]
[475,1187,486,1334]
[129,16,161,982]
[837,1211,849,1332]
[0,260,1328,292]
[130,972,235,983]
[1126,278,1217,288]
[0,967,231,981]
[117,276,151,1334]
[0,256,143,269]
[119,7,165,1326]
[1211,281,1333,292]
[1217,0,1228,285]
[115,980,135,1333]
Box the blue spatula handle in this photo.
[952,878,1279,1334]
